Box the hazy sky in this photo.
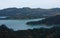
[0,0,60,9]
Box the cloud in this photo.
[0,0,60,9]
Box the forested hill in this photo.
[0,7,60,19]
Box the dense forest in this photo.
[0,24,60,38]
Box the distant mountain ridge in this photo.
[0,7,60,19]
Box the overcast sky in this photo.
[0,0,60,9]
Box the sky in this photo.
[0,0,60,9]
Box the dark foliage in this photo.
[0,24,60,38]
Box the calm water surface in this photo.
[0,18,53,30]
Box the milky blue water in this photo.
[0,18,53,30]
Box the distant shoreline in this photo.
[0,18,45,20]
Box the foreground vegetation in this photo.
[0,24,60,38]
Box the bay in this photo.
[0,18,53,31]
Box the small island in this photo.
[26,15,60,25]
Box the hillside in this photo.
[26,15,60,25]
[0,7,60,19]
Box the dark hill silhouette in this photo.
[0,24,60,38]
[0,24,13,31]
[26,15,60,25]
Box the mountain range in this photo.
[0,7,60,19]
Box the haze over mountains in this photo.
[0,7,60,19]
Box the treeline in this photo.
[0,24,60,38]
